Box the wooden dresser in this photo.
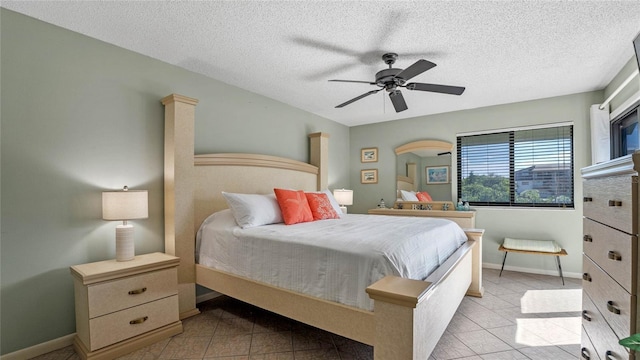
[582,153,639,360]
[70,252,183,360]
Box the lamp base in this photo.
[115,224,135,261]
[339,206,348,214]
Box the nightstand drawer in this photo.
[88,295,179,351]
[583,218,636,294]
[582,291,631,360]
[583,255,635,339]
[583,175,635,234]
[88,267,177,318]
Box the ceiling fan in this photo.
[330,53,466,113]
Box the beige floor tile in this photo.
[249,331,293,354]
[518,345,579,360]
[159,336,212,359]
[431,331,476,360]
[205,334,252,357]
[248,353,294,360]
[478,349,529,359]
[453,329,512,355]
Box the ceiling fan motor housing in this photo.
[376,68,406,89]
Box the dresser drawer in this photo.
[583,255,635,339]
[583,292,632,360]
[583,175,636,234]
[584,218,637,294]
[88,295,179,351]
[88,267,177,318]
[581,326,601,360]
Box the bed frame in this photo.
[161,94,484,359]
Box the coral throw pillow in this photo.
[416,191,432,202]
[305,192,340,220]
[274,188,313,225]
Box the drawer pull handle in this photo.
[581,347,590,359]
[582,273,592,282]
[607,301,621,314]
[129,316,148,325]
[584,197,593,202]
[608,200,623,207]
[583,235,593,242]
[605,351,614,360]
[582,310,591,321]
[128,287,147,295]
[607,251,621,261]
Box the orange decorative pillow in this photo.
[305,192,340,220]
[274,188,313,225]
[416,191,432,202]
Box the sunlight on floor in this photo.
[516,317,582,346]
[521,288,582,313]
[516,289,582,347]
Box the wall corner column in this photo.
[161,93,199,319]
[308,132,330,190]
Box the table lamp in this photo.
[102,186,148,261]
[333,189,353,214]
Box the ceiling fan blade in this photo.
[335,89,382,108]
[329,79,377,85]
[394,59,437,81]
[405,82,466,95]
[389,90,408,112]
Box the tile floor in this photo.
[32,268,582,359]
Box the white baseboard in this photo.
[483,262,582,279]
[1,333,75,360]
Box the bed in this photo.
[161,94,484,359]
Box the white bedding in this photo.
[197,210,468,310]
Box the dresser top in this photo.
[582,153,639,179]
[70,252,180,285]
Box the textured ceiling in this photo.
[3,1,640,127]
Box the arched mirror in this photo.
[395,140,453,202]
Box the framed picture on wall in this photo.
[361,169,378,184]
[426,166,450,184]
[361,147,378,163]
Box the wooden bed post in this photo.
[465,229,485,297]
[161,94,200,319]
[308,132,329,190]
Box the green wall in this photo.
[350,91,603,277]
[0,9,349,354]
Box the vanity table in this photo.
[368,208,476,228]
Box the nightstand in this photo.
[70,252,183,360]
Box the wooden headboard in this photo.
[161,94,330,318]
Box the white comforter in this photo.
[197,210,468,310]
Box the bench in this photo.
[498,238,568,285]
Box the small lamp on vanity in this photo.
[333,189,353,214]
[102,186,148,261]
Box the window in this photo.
[457,124,574,208]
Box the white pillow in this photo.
[400,190,419,201]
[221,192,283,228]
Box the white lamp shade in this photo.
[333,189,353,206]
[102,189,148,220]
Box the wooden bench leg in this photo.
[499,251,508,277]
[556,256,565,286]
